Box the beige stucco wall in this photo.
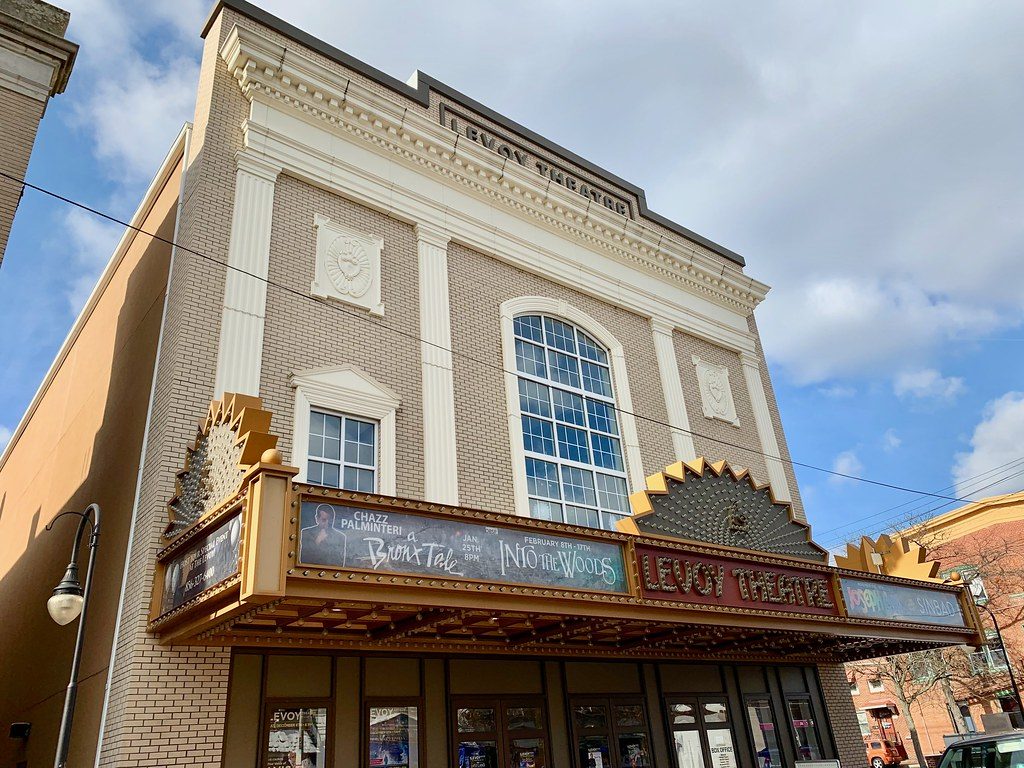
[0,155,178,768]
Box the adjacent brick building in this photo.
[0,0,77,266]
[845,491,1024,765]
[0,2,984,767]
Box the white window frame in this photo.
[500,296,644,521]
[850,681,860,696]
[307,409,378,492]
[867,678,884,693]
[291,364,400,496]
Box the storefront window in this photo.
[668,697,736,768]
[572,697,651,767]
[746,698,783,768]
[265,703,328,768]
[368,704,419,767]
[786,698,823,761]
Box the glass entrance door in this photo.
[570,697,653,767]
[453,697,548,768]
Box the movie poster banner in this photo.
[266,706,327,767]
[160,512,241,614]
[297,501,628,594]
[840,577,967,627]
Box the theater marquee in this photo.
[148,396,984,659]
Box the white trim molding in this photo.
[291,364,400,496]
[500,296,645,518]
[692,355,740,427]
[651,318,696,461]
[416,223,459,504]
[221,23,770,361]
[740,351,792,504]
[213,150,281,398]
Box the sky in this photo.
[1,0,1022,553]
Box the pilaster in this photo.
[740,351,792,504]
[213,151,280,398]
[651,317,696,461]
[417,224,459,504]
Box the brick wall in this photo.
[0,85,45,264]
[96,10,248,766]
[259,174,426,499]
[820,662,869,768]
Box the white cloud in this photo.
[63,208,122,314]
[893,369,966,403]
[757,279,1003,384]
[882,429,902,453]
[953,392,1024,499]
[829,450,864,484]
[818,384,856,399]
[0,425,11,452]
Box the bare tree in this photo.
[850,650,951,768]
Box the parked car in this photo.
[865,737,906,768]
[936,731,1024,768]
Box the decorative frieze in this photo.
[692,355,739,427]
[219,24,769,320]
[311,214,384,314]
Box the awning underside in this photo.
[168,595,966,663]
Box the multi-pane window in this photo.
[514,314,628,530]
[307,409,377,493]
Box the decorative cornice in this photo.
[219,24,769,316]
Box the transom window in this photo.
[514,314,628,530]
[307,409,377,492]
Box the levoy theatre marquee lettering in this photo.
[440,103,633,218]
[635,543,841,617]
[298,501,628,594]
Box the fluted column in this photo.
[213,152,280,398]
[417,224,459,504]
[651,317,697,462]
[741,351,792,504]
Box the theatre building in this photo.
[0,2,984,767]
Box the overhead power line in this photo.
[0,169,990,507]
[816,456,1024,543]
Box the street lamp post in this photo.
[975,600,1024,718]
[45,503,101,768]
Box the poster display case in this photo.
[263,701,329,768]
[367,702,420,767]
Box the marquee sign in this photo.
[635,542,840,617]
[840,577,967,627]
[298,501,629,594]
[161,512,242,614]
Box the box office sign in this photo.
[161,513,242,614]
[298,501,629,594]
[635,543,841,617]
[841,577,967,627]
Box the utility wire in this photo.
[821,465,1024,550]
[0,169,988,505]
[815,456,1024,543]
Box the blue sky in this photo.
[2,0,1022,553]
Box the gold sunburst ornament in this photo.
[833,534,941,582]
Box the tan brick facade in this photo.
[821,662,870,768]
[0,3,841,766]
[0,86,45,260]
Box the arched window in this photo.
[512,313,630,529]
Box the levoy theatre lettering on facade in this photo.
[439,103,634,217]
[636,543,840,617]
